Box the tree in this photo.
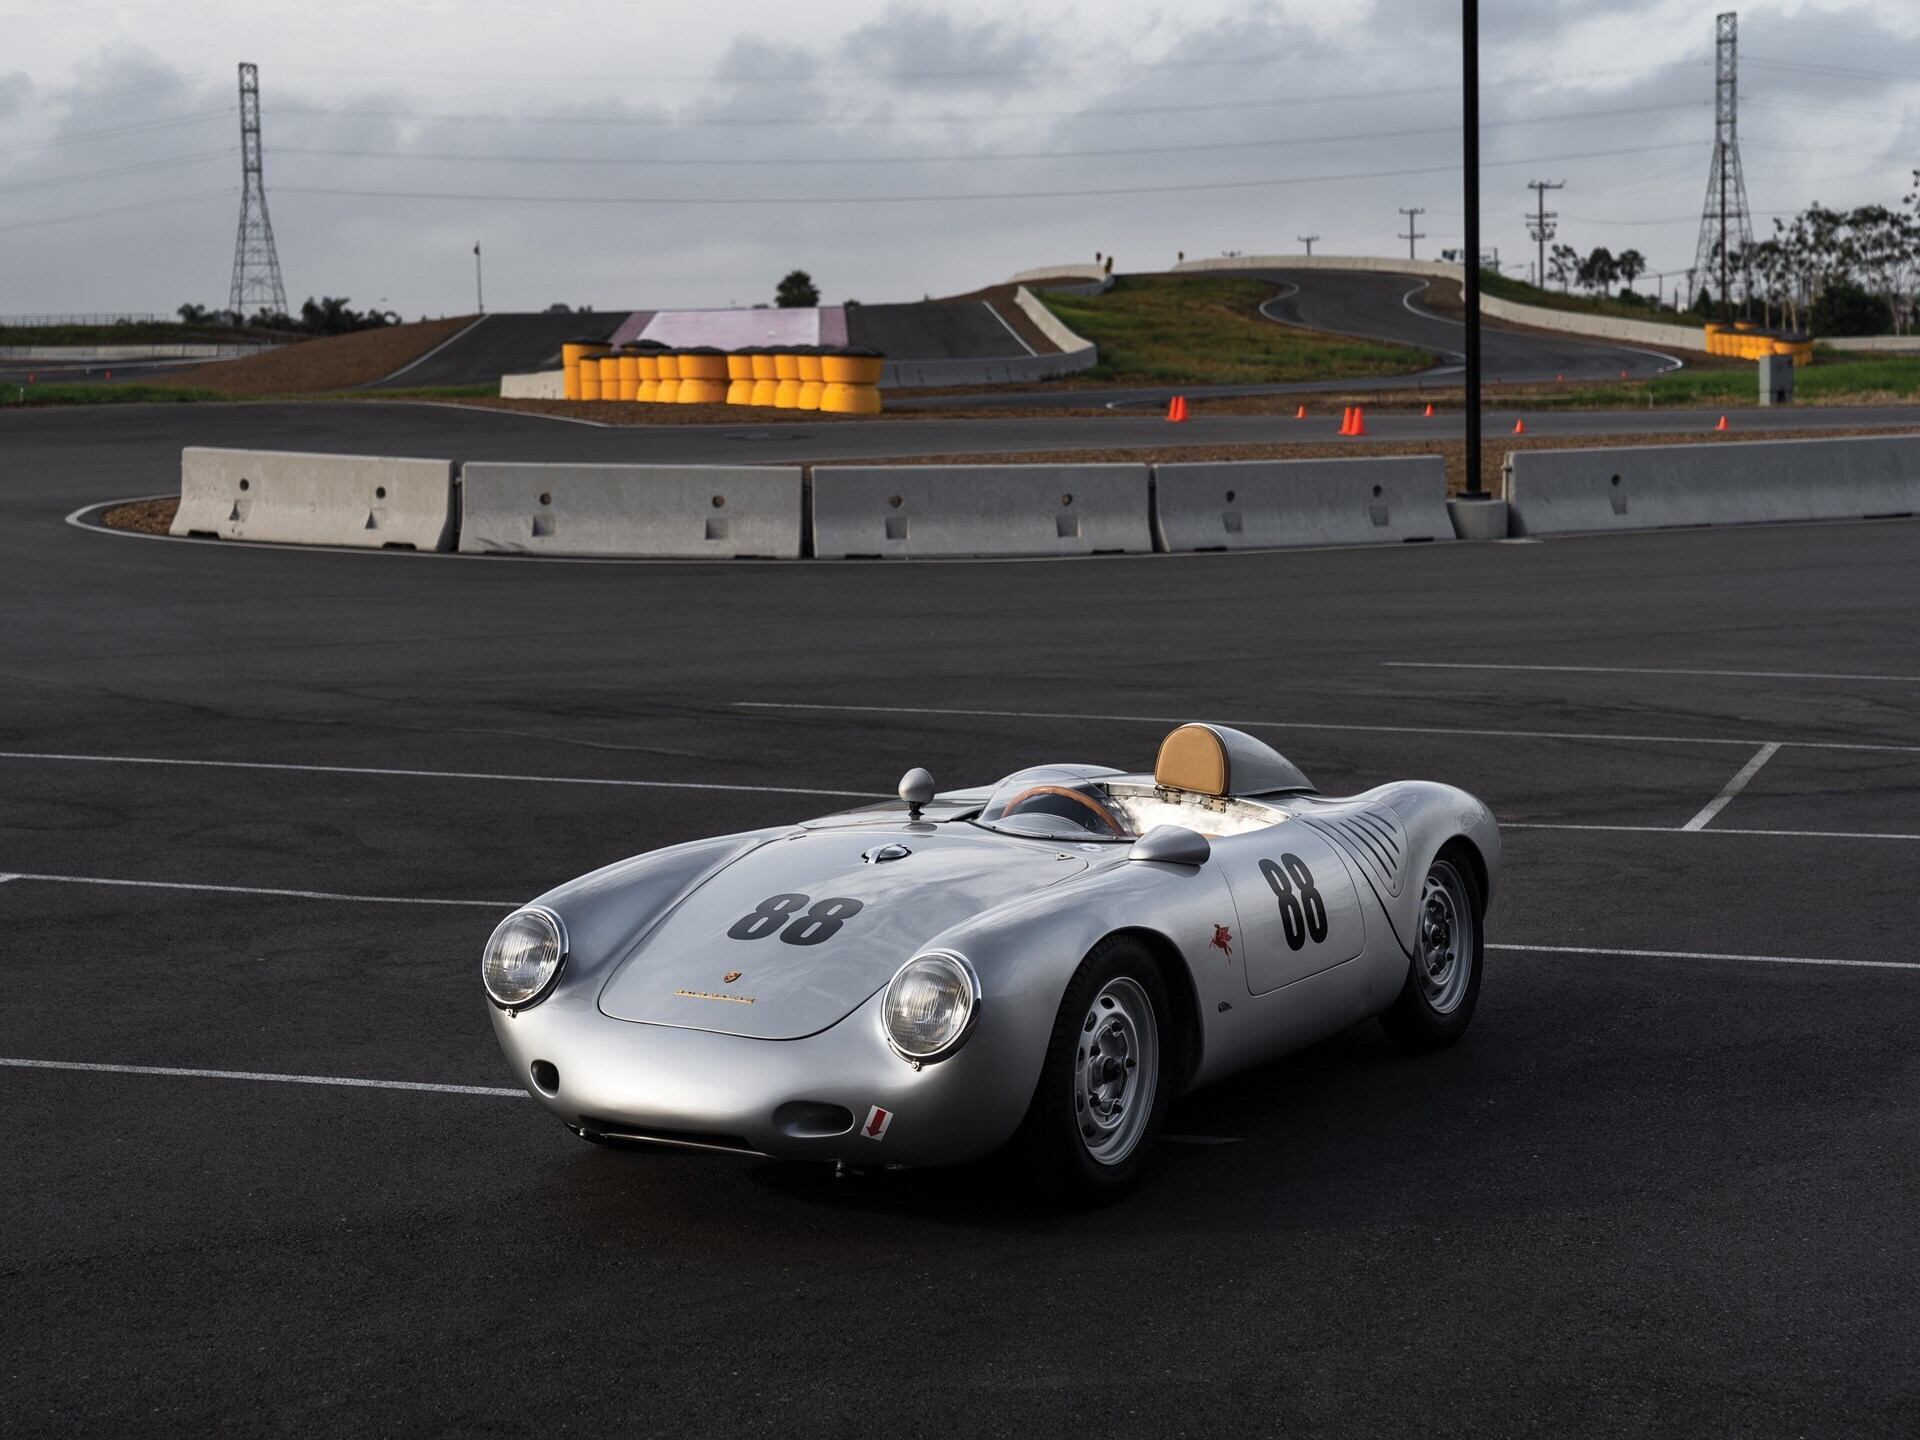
[1547,243,1579,292]
[1615,249,1646,294]
[775,270,820,308]
[1810,280,1892,336]
[1576,246,1617,295]
[176,302,210,325]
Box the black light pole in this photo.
[1462,0,1483,496]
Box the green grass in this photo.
[1526,356,1920,409]
[1038,275,1431,384]
[1478,269,1699,328]
[0,382,225,407]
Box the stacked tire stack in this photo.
[564,343,885,412]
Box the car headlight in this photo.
[882,951,980,1062]
[482,907,567,1009]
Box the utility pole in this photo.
[1297,234,1320,257]
[228,62,287,319]
[1526,180,1564,293]
[1461,0,1484,501]
[473,243,484,314]
[1398,207,1427,261]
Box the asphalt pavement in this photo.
[3,401,1917,1436]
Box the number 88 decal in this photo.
[1258,854,1329,950]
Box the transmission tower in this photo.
[1526,180,1563,290]
[1297,234,1320,256]
[1690,12,1753,312]
[228,62,288,319]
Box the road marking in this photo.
[0,750,876,800]
[0,1056,527,1097]
[735,700,1920,756]
[1490,942,1920,973]
[1385,661,1920,683]
[1503,822,1920,842]
[3,872,515,908]
[1683,742,1781,831]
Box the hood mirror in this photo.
[898,767,935,821]
[1128,824,1210,866]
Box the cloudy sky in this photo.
[4,0,1919,317]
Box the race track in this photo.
[4,397,1918,1435]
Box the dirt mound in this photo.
[179,317,476,396]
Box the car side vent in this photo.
[1302,804,1409,899]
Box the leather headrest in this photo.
[1154,724,1229,796]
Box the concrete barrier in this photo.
[1506,435,1920,536]
[812,464,1151,559]
[499,370,565,399]
[459,463,803,558]
[1153,456,1454,551]
[171,447,457,550]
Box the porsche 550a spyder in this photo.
[483,723,1499,1200]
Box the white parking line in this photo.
[1384,661,1920,683]
[735,700,1920,756]
[1503,822,1920,842]
[0,751,876,800]
[4,872,515,908]
[0,1057,527,1096]
[1683,742,1781,831]
[1490,942,1920,973]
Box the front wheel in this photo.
[1012,935,1171,1205]
[1378,850,1484,1052]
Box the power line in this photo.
[269,140,1709,210]
[0,108,231,157]
[0,149,233,195]
[0,187,235,234]
[271,101,1708,171]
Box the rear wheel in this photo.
[1379,849,1484,1051]
[1013,935,1171,1205]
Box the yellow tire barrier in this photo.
[726,351,755,405]
[561,339,609,401]
[819,348,884,413]
[749,350,779,407]
[772,350,802,409]
[796,348,825,411]
[615,349,640,402]
[677,348,728,404]
[656,350,682,405]
[635,347,661,403]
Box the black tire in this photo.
[1379,846,1485,1052]
[1012,935,1172,1206]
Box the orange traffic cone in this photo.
[1167,395,1187,422]
[1422,402,1434,418]
[1294,404,1307,420]
[1556,372,1564,383]
[1714,414,1728,431]
[1338,407,1354,435]
[1349,405,1367,436]
[1620,369,1629,380]
[1512,418,1525,434]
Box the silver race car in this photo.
[483,723,1500,1201]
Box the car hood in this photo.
[596,826,1090,1039]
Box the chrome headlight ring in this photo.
[482,905,569,1012]
[881,949,982,1064]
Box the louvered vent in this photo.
[1303,804,1409,898]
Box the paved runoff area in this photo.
[4,402,1918,1435]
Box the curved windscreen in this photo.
[975,767,1136,841]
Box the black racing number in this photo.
[1259,853,1329,950]
[728,893,865,945]
[780,896,864,947]
[727,892,808,940]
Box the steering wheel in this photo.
[996,784,1128,837]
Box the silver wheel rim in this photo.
[1074,975,1159,1167]
[1417,861,1475,1015]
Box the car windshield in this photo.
[974,767,1135,841]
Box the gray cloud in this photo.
[4,2,1920,315]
